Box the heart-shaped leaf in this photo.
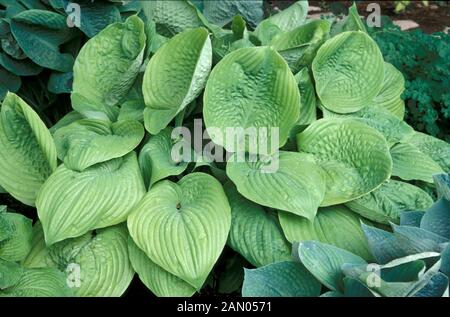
[204,46,300,154]
[242,261,321,297]
[54,119,144,171]
[313,31,384,114]
[37,152,146,245]
[224,182,291,267]
[128,237,196,297]
[71,15,146,121]
[296,118,392,206]
[142,27,211,135]
[279,205,373,260]
[0,92,57,206]
[226,151,325,220]
[127,172,231,289]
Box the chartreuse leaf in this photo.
[279,205,373,260]
[71,15,146,121]
[294,67,317,125]
[0,92,57,206]
[408,132,450,173]
[322,105,414,146]
[138,128,189,189]
[390,142,443,183]
[420,198,450,239]
[204,46,300,154]
[22,224,133,297]
[0,267,73,297]
[53,119,144,171]
[49,111,84,134]
[128,172,231,290]
[332,3,367,35]
[296,118,392,206]
[259,1,309,32]
[297,241,367,292]
[10,10,78,72]
[128,237,196,297]
[371,63,406,119]
[142,27,211,135]
[0,211,32,262]
[312,31,384,114]
[224,182,291,267]
[0,207,12,242]
[226,151,325,221]
[36,152,145,245]
[345,180,433,224]
[270,20,331,73]
[242,261,321,297]
[0,259,24,289]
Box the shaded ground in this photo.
[267,0,450,33]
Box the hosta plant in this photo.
[0,1,449,297]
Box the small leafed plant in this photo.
[0,1,449,297]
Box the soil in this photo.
[268,0,450,33]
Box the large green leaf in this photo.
[224,182,291,267]
[408,132,450,173]
[312,31,384,114]
[36,152,145,245]
[204,46,300,154]
[0,267,72,297]
[294,67,316,126]
[242,261,321,297]
[0,211,32,262]
[22,224,133,297]
[322,105,414,147]
[258,1,309,32]
[142,27,211,135]
[370,62,406,119]
[141,0,207,37]
[0,92,57,206]
[331,3,367,35]
[390,142,443,183]
[138,127,189,188]
[279,205,373,260]
[297,241,367,292]
[128,237,196,297]
[226,151,325,220]
[10,10,78,72]
[71,15,146,121]
[270,19,330,73]
[345,180,433,224]
[127,172,231,290]
[296,118,392,206]
[53,119,144,171]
